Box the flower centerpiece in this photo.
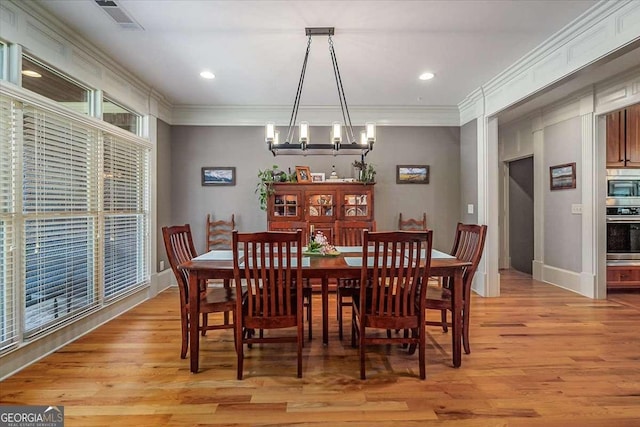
[305,231,340,256]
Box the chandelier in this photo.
[265,27,376,156]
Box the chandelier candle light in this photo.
[265,27,376,157]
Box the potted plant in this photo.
[256,165,290,210]
[352,160,376,184]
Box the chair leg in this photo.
[297,321,303,378]
[441,309,448,332]
[223,279,231,325]
[232,311,238,352]
[351,307,357,348]
[307,292,313,341]
[201,313,208,336]
[417,327,426,380]
[236,328,244,380]
[337,290,344,340]
[180,311,189,359]
[359,324,366,380]
[463,309,471,354]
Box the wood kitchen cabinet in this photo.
[607,265,640,289]
[606,104,640,168]
[267,182,375,245]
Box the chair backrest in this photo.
[398,213,427,231]
[269,221,308,246]
[336,220,376,246]
[232,230,303,321]
[450,223,488,300]
[207,213,235,250]
[162,224,197,308]
[360,230,433,320]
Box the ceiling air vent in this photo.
[94,0,144,30]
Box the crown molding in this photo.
[170,105,460,127]
[481,0,629,97]
[458,88,485,125]
[458,0,640,120]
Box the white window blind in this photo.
[22,105,99,336]
[1,82,149,350]
[103,133,149,299]
[0,95,17,350]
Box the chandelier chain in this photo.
[286,35,313,144]
[329,35,356,144]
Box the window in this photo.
[0,95,16,351]
[0,82,149,348]
[22,104,99,335]
[103,96,140,135]
[21,55,91,115]
[103,133,149,299]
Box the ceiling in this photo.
[35,0,603,110]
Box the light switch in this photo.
[571,204,582,215]
[467,204,474,214]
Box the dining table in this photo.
[179,246,471,374]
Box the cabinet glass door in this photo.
[341,192,370,219]
[306,191,336,221]
[272,191,301,219]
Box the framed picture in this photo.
[310,172,325,182]
[549,162,576,190]
[201,166,235,186]
[396,165,429,184]
[296,166,312,183]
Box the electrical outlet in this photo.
[467,204,474,214]
[571,204,582,215]
[159,260,165,271]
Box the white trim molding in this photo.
[171,105,460,127]
[459,0,640,121]
[594,66,640,114]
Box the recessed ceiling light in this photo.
[419,72,435,81]
[200,70,215,80]
[22,70,42,78]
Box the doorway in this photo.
[508,157,534,274]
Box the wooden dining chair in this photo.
[232,230,304,379]
[207,213,235,250]
[398,212,427,230]
[162,224,238,359]
[351,230,433,380]
[425,223,487,354]
[267,221,312,340]
[335,220,376,340]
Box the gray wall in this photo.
[509,156,534,274]
[460,119,478,224]
[170,125,461,253]
[544,116,582,272]
[157,118,172,272]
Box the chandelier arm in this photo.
[329,37,356,144]
[286,35,312,144]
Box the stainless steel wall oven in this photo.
[606,206,640,263]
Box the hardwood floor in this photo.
[2,270,640,426]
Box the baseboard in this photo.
[532,260,544,281]
[541,264,590,297]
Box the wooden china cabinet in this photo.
[267,182,375,245]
